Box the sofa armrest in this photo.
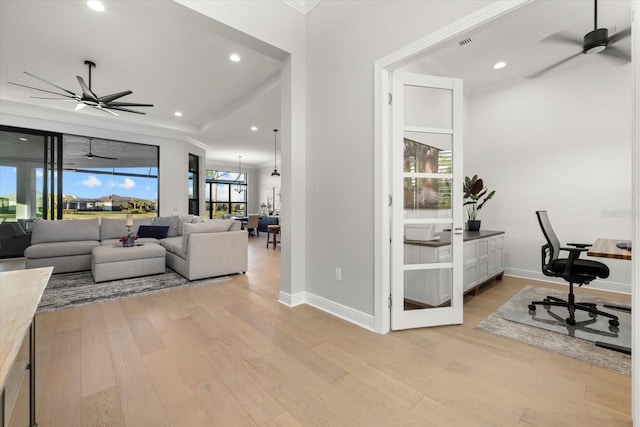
[185,230,248,278]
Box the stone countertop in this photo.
[405,230,505,247]
[0,267,52,389]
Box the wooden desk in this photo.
[587,238,631,260]
[1,267,52,427]
[586,239,631,355]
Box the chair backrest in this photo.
[536,211,562,277]
[247,214,259,228]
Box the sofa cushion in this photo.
[177,215,193,236]
[159,236,185,259]
[153,216,179,237]
[181,219,234,254]
[100,218,127,240]
[229,220,242,231]
[134,217,153,232]
[30,219,100,244]
[137,225,170,239]
[24,240,100,258]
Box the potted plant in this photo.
[463,175,495,231]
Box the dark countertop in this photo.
[405,230,505,247]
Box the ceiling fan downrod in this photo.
[84,60,95,90]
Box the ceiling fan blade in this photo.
[7,82,77,98]
[601,45,631,63]
[107,106,146,115]
[98,90,132,104]
[540,31,582,47]
[76,76,98,101]
[29,96,75,100]
[91,105,119,116]
[22,71,78,97]
[527,51,583,79]
[92,154,119,160]
[106,101,154,107]
[609,27,631,45]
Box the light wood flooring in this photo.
[7,235,632,426]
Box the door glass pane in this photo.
[404,85,452,129]
[403,266,452,310]
[403,223,452,260]
[404,134,452,174]
[404,177,452,219]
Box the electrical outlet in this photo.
[335,267,342,281]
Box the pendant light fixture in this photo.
[271,129,280,177]
[235,155,245,193]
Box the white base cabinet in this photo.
[404,231,504,307]
[463,233,504,294]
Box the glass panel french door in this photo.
[391,72,464,330]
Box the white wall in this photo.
[466,58,632,293]
[0,101,206,217]
[304,1,492,317]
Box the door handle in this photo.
[454,227,463,235]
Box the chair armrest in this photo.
[559,246,586,277]
[566,243,591,248]
[559,246,588,254]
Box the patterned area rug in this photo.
[476,285,631,375]
[38,269,230,313]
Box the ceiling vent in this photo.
[458,37,472,47]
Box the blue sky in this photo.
[1,166,158,200]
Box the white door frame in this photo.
[375,0,639,420]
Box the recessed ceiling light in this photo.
[250,126,258,131]
[19,137,28,142]
[174,111,183,117]
[493,61,506,70]
[87,1,105,12]
[230,54,241,62]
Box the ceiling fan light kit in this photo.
[8,60,153,116]
[583,28,608,54]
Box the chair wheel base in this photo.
[528,304,536,312]
[609,319,620,327]
[566,317,576,326]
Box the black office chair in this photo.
[528,210,619,327]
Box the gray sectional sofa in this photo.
[24,216,247,281]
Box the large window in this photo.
[61,135,159,219]
[188,153,199,215]
[205,170,247,219]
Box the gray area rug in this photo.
[476,285,631,376]
[38,269,230,313]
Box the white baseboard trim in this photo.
[305,292,376,332]
[278,290,375,331]
[278,290,305,307]
[504,268,631,295]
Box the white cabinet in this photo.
[463,233,504,294]
[404,231,504,307]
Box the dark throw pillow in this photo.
[137,225,170,239]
